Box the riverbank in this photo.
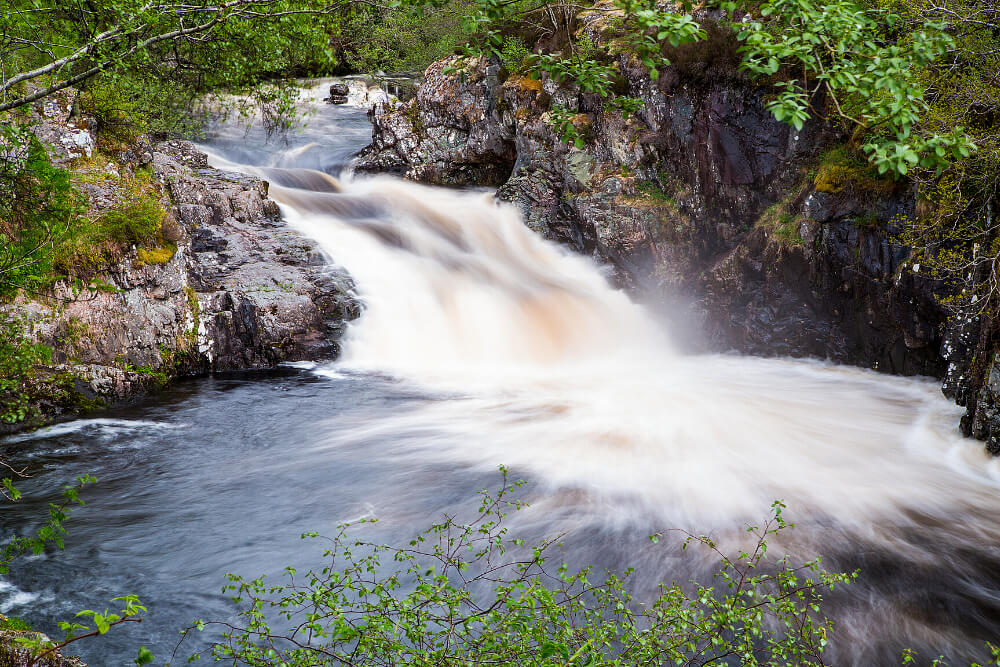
[1,83,371,435]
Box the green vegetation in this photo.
[0,127,83,296]
[1,467,151,665]
[453,0,978,179]
[136,244,176,266]
[813,146,896,197]
[0,315,54,425]
[546,105,589,149]
[337,2,472,74]
[757,197,806,247]
[181,469,857,665]
[54,176,166,279]
[0,616,32,632]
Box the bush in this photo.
[0,126,82,295]
[0,315,52,424]
[78,78,150,152]
[181,469,855,665]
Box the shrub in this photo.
[181,469,855,665]
[0,126,83,295]
[0,315,51,424]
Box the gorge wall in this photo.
[355,43,998,449]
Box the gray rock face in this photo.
[356,56,516,186]
[152,141,360,370]
[10,139,360,425]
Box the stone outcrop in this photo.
[357,46,947,377]
[0,630,86,667]
[5,103,360,431]
[356,57,516,186]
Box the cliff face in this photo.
[357,53,947,377]
[4,106,359,432]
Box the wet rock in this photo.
[327,82,350,104]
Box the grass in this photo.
[0,616,32,632]
[757,196,805,246]
[54,178,167,278]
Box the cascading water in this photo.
[3,81,1000,665]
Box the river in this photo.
[3,81,1000,665]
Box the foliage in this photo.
[0,467,152,666]
[337,2,471,74]
[879,0,1000,315]
[532,37,618,97]
[179,468,855,665]
[500,36,532,73]
[737,0,974,177]
[0,0,349,142]
[546,105,588,148]
[0,315,53,425]
[612,0,707,81]
[0,472,96,572]
[0,126,83,295]
[13,595,149,666]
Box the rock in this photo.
[327,82,350,104]
[8,139,361,431]
[355,56,516,186]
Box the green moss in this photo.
[814,146,895,196]
[756,195,805,246]
[137,243,176,265]
[0,617,32,632]
[636,180,676,207]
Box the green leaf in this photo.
[135,646,154,665]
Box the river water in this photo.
[4,81,1000,665]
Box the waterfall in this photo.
[196,103,1000,662]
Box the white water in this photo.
[193,86,1000,661]
[248,173,995,527]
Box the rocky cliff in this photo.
[3,101,359,433]
[356,42,994,441]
